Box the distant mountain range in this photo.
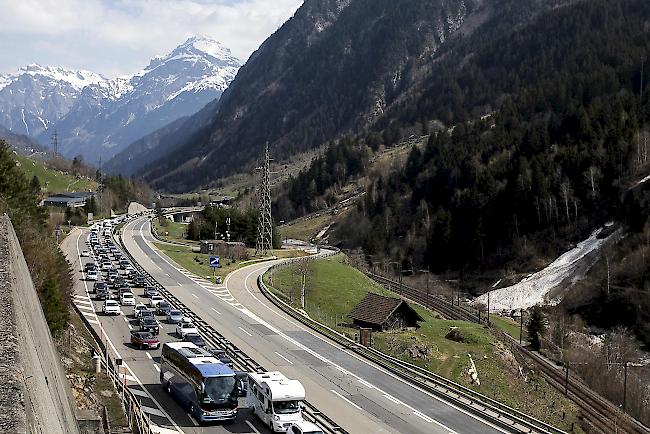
[0,36,241,164]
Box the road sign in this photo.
[209,256,221,268]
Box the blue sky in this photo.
[0,0,303,77]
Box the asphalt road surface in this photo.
[116,217,507,434]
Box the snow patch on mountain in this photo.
[0,74,10,91]
[18,64,106,90]
[476,225,622,312]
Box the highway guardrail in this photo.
[260,260,566,434]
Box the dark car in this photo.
[139,317,160,335]
[139,310,155,323]
[84,262,97,272]
[95,287,109,301]
[130,331,160,349]
[183,333,206,348]
[93,281,107,294]
[208,348,233,368]
[156,301,172,316]
[133,275,147,287]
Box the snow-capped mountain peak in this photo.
[183,35,235,61]
[17,64,107,91]
[0,74,10,91]
[0,36,242,164]
[159,36,241,68]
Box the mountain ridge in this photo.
[120,0,568,192]
[0,36,241,164]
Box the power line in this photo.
[256,143,273,256]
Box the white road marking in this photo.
[76,304,94,312]
[87,319,99,325]
[383,394,403,405]
[358,379,374,389]
[149,426,180,434]
[245,420,261,434]
[153,364,160,373]
[413,411,434,423]
[74,299,93,305]
[123,316,129,323]
[274,351,294,365]
[337,366,351,376]
[128,324,133,330]
[191,293,198,299]
[238,326,253,337]
[211,307,221,315]
[146,352,153,360]
[331,389,362,410]
[128,387,149,398]
[141,405,166,417]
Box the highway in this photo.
[116,217,508,434]
[63,226,273,434]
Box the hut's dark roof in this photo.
[348,292,423,326]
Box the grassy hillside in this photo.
[265,254,582,432]
[15,155,97,193]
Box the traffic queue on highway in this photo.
[80,217,323,434]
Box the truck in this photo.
[246,371,305,432]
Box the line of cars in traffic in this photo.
[84,220,223,357]
[80,218,324,433]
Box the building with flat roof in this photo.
[42,192,96,208]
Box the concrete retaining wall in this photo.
[0,216,80,434]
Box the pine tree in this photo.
[527,306,546,351]
[29,175,40,194]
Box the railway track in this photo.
[512,346,649,434]
[367,273,479,322]
[366,273,650,434]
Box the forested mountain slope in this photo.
[141,0,568,191]
[328,0,650,275]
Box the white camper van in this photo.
[246,372,305,432]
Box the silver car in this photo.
[166,309,183,324]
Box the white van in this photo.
[247,372,305,432]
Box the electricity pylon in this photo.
[256,143,273,256]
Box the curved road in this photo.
[122,217,506,434]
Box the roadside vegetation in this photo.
[153,242,307,283]
[15,155,97,193]
[265,254,582,432]
[0,141,71,332]
[57,310,128,429]
[153,219,193,245]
